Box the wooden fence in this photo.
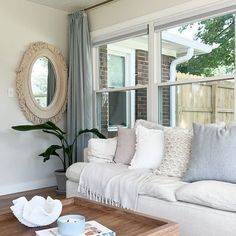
[176,72,234,129]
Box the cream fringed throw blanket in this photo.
[78,163,152,210]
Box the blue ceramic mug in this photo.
[57,215,85,236]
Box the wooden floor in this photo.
[0,187,65,214]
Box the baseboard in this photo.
[0,177,57,196]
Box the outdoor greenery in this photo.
[177,13,235,76]
[12,121,106,172]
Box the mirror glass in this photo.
[31,57,57,108]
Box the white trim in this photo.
[0,177,56,196]
[91,0,236,41]
[162,31,213,54]
[92,47,99,128]
[147,22,155,122]
[92,0,236,127]
[157,74,235,87]
[106,46,135,128]
[154,31,162,124]
[154,2,236,31]
[95,85,147,93]
[92,24,147,46]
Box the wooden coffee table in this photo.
[0,197,179,236]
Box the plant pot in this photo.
[55,169,67,195]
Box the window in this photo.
[94,35,148,136]
[108,54,125,88]
[159,79,234,129]
[107,46,135,130]
[156,12,235,127]
[108,53,127,128]
[93,8,236,133]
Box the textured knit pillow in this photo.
[114,127,136,165]
[155,127,192,177]
[129,124,164,169]
[183,124,236,183]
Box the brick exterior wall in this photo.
[99,46,109,137]
[161,55,174,126]
[135,50,148,120]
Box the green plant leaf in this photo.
[12,123,54,131]
[43,156,50,162]
[12,121,105,171]
[38,145,62,158]
[78,128,106,139]
[42,130,64,140]
[46,121,66,134]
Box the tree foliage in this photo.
[177,14,235,76]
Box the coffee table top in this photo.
[0,197,179,236]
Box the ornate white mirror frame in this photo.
[16,42,68,124]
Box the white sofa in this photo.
[66,158,236,236]
[66,121,236,236]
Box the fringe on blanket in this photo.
[79,185,122,208]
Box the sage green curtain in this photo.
[67,11,93,162]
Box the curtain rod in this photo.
[82,0,114,11]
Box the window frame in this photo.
[155,11,236,126]
[107,45,136,130]
[93,35,148,130]
[92,5,236,129]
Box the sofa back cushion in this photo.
[155,127,192,177]
[87,137,117,163]
[129,124,164,169]
[183,123,236,183]
[114,127,136,165]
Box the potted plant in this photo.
[12,121,106,194]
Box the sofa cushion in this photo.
[176,181,236,212]
[66,162,88,183]
[135,119,163,130]
[129,124,164,169]
[87,137,117,163]
[155,127,192,177]
[139,175,187,202]
[114,127,136,165]
[183,124,236,183]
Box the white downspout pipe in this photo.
[169,48,194,127]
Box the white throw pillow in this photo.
[176,181,236,212]
[87,137,117,163]
[134,119,163,130]
[129,124,164,169]
[155,127,193,177]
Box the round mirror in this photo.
[16,42,67,124]
[31,57,57,108]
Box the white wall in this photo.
[88,0,189,31]
[0,0,68,195]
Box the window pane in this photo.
[108,55,125,88]
[159,79,234,128]
[159,13,235,83]
[98,35,149,89]
[109,92,127,127]
[97,88,147,137]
